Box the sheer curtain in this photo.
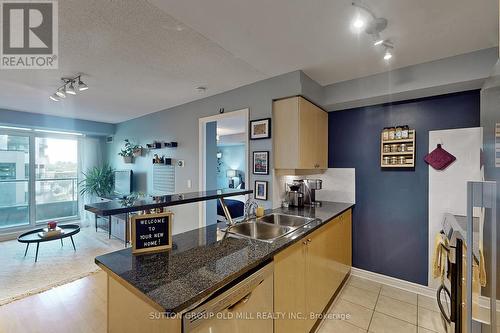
[78,136,104,227]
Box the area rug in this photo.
[0,226,123,306]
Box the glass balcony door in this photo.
[0,133,30,229]
[0,129,80,233]
[35,136,79,223]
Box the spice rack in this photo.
[380,128,416,168]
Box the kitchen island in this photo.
[95,201,353,333]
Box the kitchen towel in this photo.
[425,144,456,170]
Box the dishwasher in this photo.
[182,263,274,333]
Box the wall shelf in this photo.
[380,129,416,168]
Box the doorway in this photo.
[199,109,249,227]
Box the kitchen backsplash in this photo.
[272,168,356,207]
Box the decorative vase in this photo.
[123,156,134,163]
[133,148,142,157]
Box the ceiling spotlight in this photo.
[77,78,88,91]
[55,89,66,98]
[374,39,384,46]
[352,17,365,30]
[49,94,60,102]
[196,86,207,93]
[384,49,393,61]
[65,81,76,95]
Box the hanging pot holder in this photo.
[424,144,456,170]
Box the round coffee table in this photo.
[17,224,80,262]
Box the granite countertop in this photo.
[84,189,252,216]
[95,201,353,314]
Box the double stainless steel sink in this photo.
[224,213,315,242]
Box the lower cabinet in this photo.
[274,209,352,333]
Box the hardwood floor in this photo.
[0,271,107,333]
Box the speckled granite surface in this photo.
[95,201,353,314]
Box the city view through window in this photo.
[0,133,79,229]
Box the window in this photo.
[35,137,78,222]
[0,130,80,231]
[0,134,30,229]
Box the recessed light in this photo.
[196,86,207,93]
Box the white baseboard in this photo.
[351,267,437,298]
[351,267,500,312]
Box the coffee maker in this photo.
[285,180,304,207]
[302,179,323,206]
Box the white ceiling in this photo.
[216,116,246,136]
[0,0,497,124]
[153,0,498,86]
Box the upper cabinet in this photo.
[273,96,328,173]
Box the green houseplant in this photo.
[79,164,115,197]
[118,139,142,163]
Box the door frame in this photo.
[198,108,249,228]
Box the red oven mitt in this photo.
[424,144,456,170]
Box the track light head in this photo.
[55,89,66,98]
[77,79,88,91]
[383,48,393,60]
[49,94,60,102]
[66,81,76,95]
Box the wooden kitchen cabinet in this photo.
[273,96,328,173]
[274,209,352,333]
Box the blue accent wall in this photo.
[329,90,480,285]
[205,121,218,225]
[216,145,246,189]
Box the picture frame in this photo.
[249,118,271,140]
[253,151,269,175]
[254,181,268,200]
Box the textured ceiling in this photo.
[152,0,498,85]
[0,0,497,123]
[0,0,266,123]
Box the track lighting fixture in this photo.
[351,1,394,61]
[49,75,89,101]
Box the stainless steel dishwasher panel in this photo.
[183,263,274,333]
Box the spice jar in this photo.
[399,143,406,152]
[395,125,402,139]
[402,125,409,139]
[383,145,391,153]
[382,128,389,141]
[388,127,396,140]
[399,156,406,165]
[383,156,390,165]
[391,144,399,152]
[391,156,398,165]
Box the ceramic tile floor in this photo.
[317,276,452,333]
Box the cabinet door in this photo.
[305,224,338,331]
[315,107,328,169]
[274,239,307,333]
[298,97,318,169]
[273,97,300,169]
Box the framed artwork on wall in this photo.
[253,151,269,175]
[249,118,271,140]
[254,180,268,200]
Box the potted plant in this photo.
[118,139,142,163]
[79,164,115,198]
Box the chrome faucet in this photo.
[244,199,258,219]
